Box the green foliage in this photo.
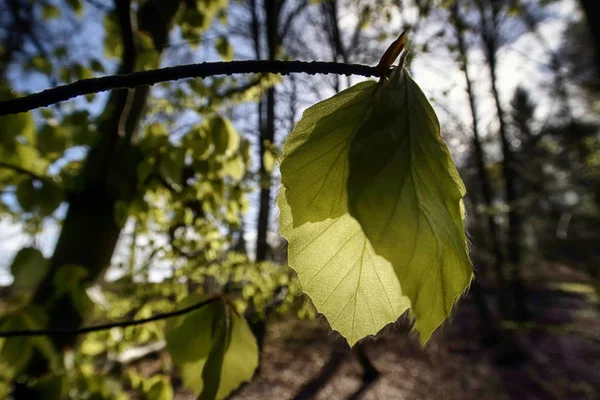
[53,265,93,314]
[42,4,61,20]
[278,66,473,345]
[165,295,258,399]
[0,305,61,377]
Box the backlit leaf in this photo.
[278,189,411,346]
[278,65,473,345]
[280,81,375,226]
[347,67,472,343]
[209,116,239,157]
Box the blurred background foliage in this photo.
[0,0,599,398]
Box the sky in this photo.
[0,0,582,285]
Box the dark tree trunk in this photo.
[12,1,181,397]
[256,0,282,262]
[578,0,600,78]
[477,0,529,322]
[451,3,509,325]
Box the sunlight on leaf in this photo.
[347,67,473,344]
[278,189,411,346]
[280,81,375,226]
[278,66,472,345]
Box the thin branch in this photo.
[0,297,220,338]
[0,161,53,184]
[0,60,382,116]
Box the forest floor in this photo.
[149,262,600,400]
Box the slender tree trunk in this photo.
[578,0,600,78]
[256,0,282,262]
[451,3,509,324]
[477,0,529,322]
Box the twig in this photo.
[0,60,382,116]
[0,297,220,338]
[0,161,54,185]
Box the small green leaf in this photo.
[38,123,68,155]
[209,116,239,157]
[222,156,245,181]
[42,4,61,20]
[66,0,83,15]
[16,179,38,212]
[90,59,105,73]
[146,376,173,400]
[158,148,185,188]
[10,247,49,292]
[165,296,258,399]
[38,182,64,216]
[165,294,213,364]
[199,302,229,400]
[215,36,234,61]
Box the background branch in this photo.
[0,297,220,338]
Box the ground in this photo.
[138,262,600,399]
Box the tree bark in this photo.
[256,0,283,262]
[477,0,529,322]
[578,0,600,78]
[451,3,507,330]
[13,1,181,396]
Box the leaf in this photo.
[16,179,38,212]
[222,156,245,181]
[42,4,61,20]
[38,181,64,216]
[279,81,375,227]
[164,296,258,399]
[277,66,473,345]
[209,116,239,157]
[10,247,49,292]
[347,67,472,343]
[66,0,83,15]
[215,36,234,61]
[278,189,410,346]
[199,302,229,400]
[146,376,173,400]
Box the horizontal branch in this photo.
[0,297,219,338]
[0,60,382,116]
[0,161,54,185]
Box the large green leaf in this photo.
[164,296,258,399]
[347,67,472,343]
[280,81,375,226]
[278,66,472,345]
[278,189,410,346]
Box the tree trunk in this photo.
[451,3,509,324]
[13,1,181,396]
[256,0,282,262]
[478,0,529,322]
[578,0,600,78]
